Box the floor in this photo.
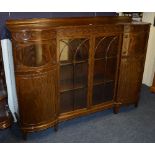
[0,85,155,143]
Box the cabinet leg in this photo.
[54,123,58,132]
[22,132,27,140]
[113,104,120,114]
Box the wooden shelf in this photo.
[60,76,114,93]
[94,79,114,86]
[60,60,88,66]
[60,81,87,93]
[93,76,114,86]
[94,56,116,61]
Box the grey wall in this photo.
[0,12,117,39]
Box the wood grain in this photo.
[116,24,150,106]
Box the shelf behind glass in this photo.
[60,88,87,113]
[60,62,88,93]
[60,60,88,66]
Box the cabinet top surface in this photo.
[6,16,150,29]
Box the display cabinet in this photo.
[6,16,150,139]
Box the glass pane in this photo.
[59,38,89,113]
[74,88,87,110]
[60,38,89,64]
[60,65,73,92]
[95,36,119,58]
[94,58,117,84]
[60,88,87,113]
[93,82,115,105]
[94,60,106,84]
[92,36,119,105]
[59,40,71,64]
[60,91,74,113]
[60,62,88,92]
[74,63,88,88]
[105,58,117,82]
[21,44,55,67]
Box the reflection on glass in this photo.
[60,39,89,63]
[22,44,49,67]
[95,36,119,58]
[20,40,56,67]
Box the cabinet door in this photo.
[59,38,89,113]
[117,26,150,104]
[92,35,120,105]
[16,69,57,125]
[117,57,145,104]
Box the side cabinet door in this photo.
[116,25,150,104]
[12,30,58,128]
[117,56,145,104]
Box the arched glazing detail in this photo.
[95,36,119,58]
[59,38,89,113]
[59,38,89,63]
[93,36,120,105]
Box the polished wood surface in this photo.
[6,16,150,138]
[150,73,155,93]
[116,24,150,107]
[6,16,132,28]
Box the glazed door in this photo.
[92,35,121,106]
[59,38,90,113]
